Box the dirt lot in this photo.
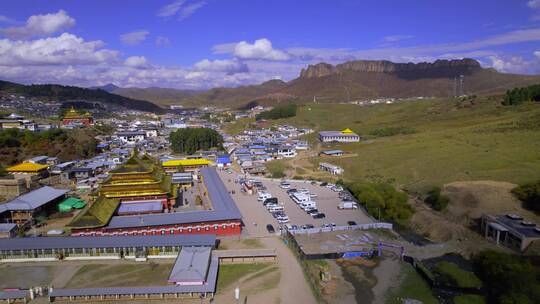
[409,180,539,255]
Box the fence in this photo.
[289,222,393,235]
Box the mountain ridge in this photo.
[110,58,540,108]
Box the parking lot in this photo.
[218,171,373,237]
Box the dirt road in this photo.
[261,237,317,304]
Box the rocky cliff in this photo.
[300,58,482,79]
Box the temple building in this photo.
[69,155,242,237]
[62,107,94,126]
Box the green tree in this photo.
[511,181,540,212]
[169,128,223,154]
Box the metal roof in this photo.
[117,201,163,214]
[3,186,68,211]
[0,235,216,251]
[0,290,28,300]
[169,246,212,282]
[104,168,242,230]
[49,257,219,297]
[0,223,17,233]
[319,131,359,137]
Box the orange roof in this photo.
[6,162,49,173]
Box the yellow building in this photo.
[6,163,49,174]
[162,159,213,173]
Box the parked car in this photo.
[309,193,318,198]
[306,208,319,215]
[320,182,328,187]
[305,224,314,229]
[286,188,297,194]
[266,224,275,233]
[279,182,291,189]
[347,221,357,226]
[263,197,278,205]
[312,213,326,219]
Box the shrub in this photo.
[256,104,297,121]
[511,181,540,212]
[425,186,449,211]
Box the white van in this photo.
[338,201,358,209]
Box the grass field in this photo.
[271,98,540,192]
[433,261,483,288]
[66,263,173,288]
[386,264,438,304]
[217,263,273,290]
[453,294,486,304]
[223,117,255,135]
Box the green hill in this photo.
[271,96,540,192]
[0,80,165,113]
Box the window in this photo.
[222,225,227,229]
[170,229,174,234]
[161,230,165,235]
[214,225,218,230]
[197,227,201,232]
[205,226,210,231]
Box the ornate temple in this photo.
[69,154,242,237]
[62,107,94,126]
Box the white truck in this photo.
[338,201,358,210]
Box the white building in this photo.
[116,131,146,143]
[319,128,360,143]
[319,162,344,175]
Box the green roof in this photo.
[58,197,87,212]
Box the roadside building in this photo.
[320,150,344,157]
[6,162,49,187]
[0,223,18,238]
[162,159,212,173]
[168,246,212,286]
[0,176,29,198]
[172,173,194,188]
[2,186,69,226]
[319,162,344,175]
[481,214,540,253]
[216,155,232,168]
[319,128,360,143]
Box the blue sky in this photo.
[1,0,540,89]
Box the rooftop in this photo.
[162,159,213,167]
[169,246,212,283]
[3,186,68,211]
[6,162,49,172]
[104,167,242,230]
[0,234,216,251]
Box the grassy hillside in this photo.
[274,97,540,192]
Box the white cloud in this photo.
[178,1,207,20]
[157,0,206,20]
[534,50,540,58]
[120,30,149,46]
[124,56,148,69]
[194,59,248,74]
[157,0,186,17]
[218,38,291,61]
[155,36,170,46]
[0,33,118,66]
[528,0,540,9]
[486,55,538,74]
[383,35,414,43]
[0,15,16,24]
[0,10,75,39]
